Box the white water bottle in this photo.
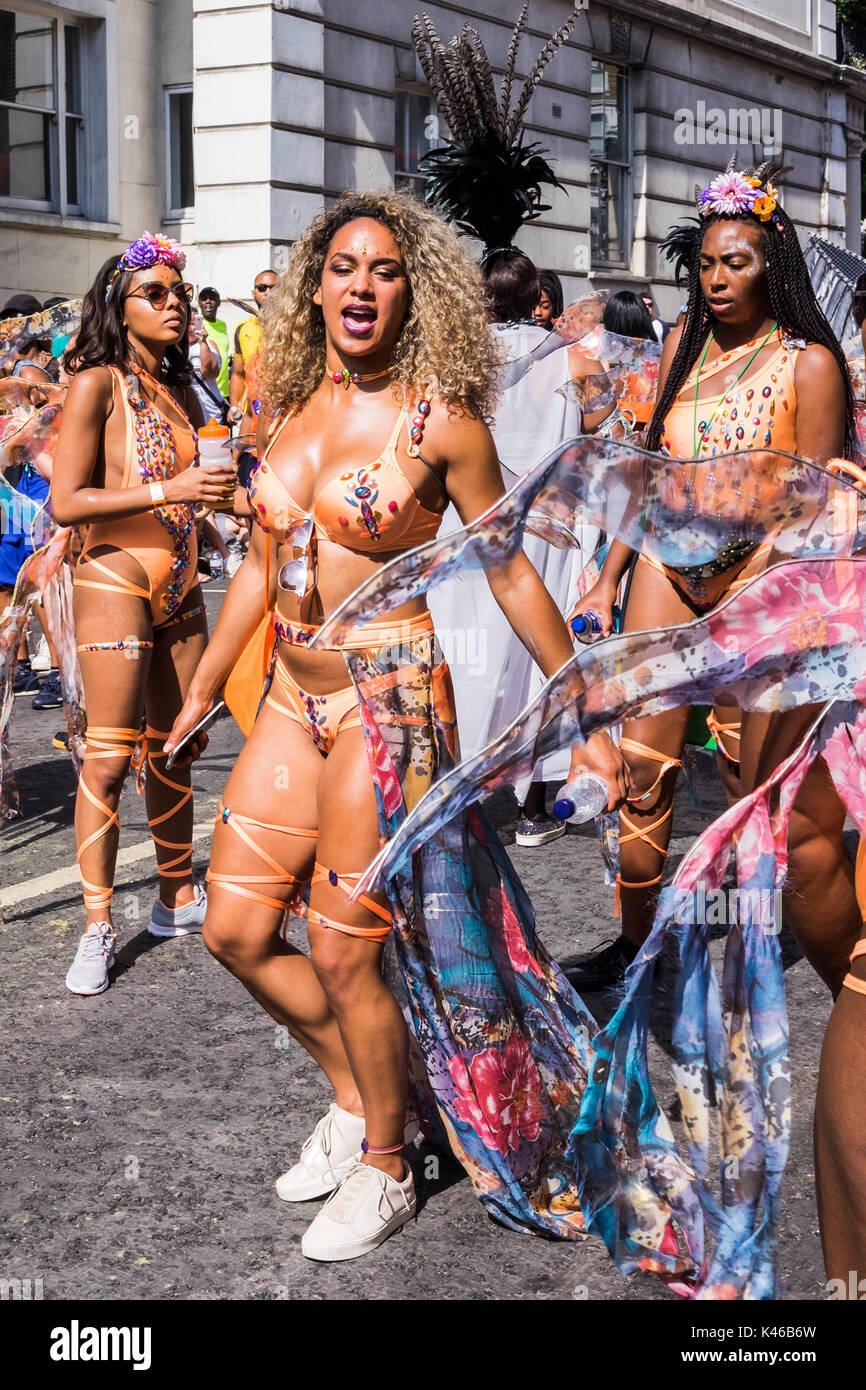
[197,419,231,467]
[196,419,236,510]
[553,773,608,824]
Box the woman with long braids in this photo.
[569,161,862,1005]
[51,236,236,995]
[165,191,629,1264]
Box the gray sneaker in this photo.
[65,923,116,995]
[148,881,207,938]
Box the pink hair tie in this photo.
[361,1139,404,1155]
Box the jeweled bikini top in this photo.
[248,408,443,551]
[659,328,800,458]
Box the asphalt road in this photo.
[0,582,839,1302]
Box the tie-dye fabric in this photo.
[344,626,651,1248]
[344,555,866,1296]
[308,439,866,648]
[843,334,866,463]
[559,330,661,415]
[575,700,866,1299]
[0,299,81,361]
[354,557,866,889]
[0,529,84,817]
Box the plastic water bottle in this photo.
[570,604,622,644]
[553,773,609,824]
[197,419,231,467]
[570,610,604,644]
[196,420,236,510]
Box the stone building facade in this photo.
[2,0,865,321]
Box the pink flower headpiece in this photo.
[105,232,187,299]
[695,157,788,227]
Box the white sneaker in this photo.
[65,923,116,995]
[275,1104,365,1202]
[301,1160,416,1262]
[148,881,207,938]
[30,632,51,673]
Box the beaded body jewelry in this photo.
[330,367,391,389]
[126,372,196,618]
[406,397,431,458]
[78,638,154,653]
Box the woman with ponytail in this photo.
[50,236,236,995]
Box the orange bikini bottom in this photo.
[207,609,437,945]
[75,525,199,629]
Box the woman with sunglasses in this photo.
[51,234,237,996]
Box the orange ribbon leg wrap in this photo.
[706,711,742,766]
[138,725,195,882]
[843,939,866,997]
[206,802,317,913]
[76,725,141,914]
[615,737,684,917]
[307,862,393,944]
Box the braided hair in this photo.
[647,205,855,456]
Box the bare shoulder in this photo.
[661,323,684,365]
[65,365,116,413]
[420,399,495,466]
[794,342,845,390]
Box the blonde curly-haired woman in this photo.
[166,192,629,1263]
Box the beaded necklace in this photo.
[692,322,778,455]
[330,366,391,389]
[125,368,196,617]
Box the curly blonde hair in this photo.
[258,190,502,420]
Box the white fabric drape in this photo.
[429,322,599,803]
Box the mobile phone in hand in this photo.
[164,700,226,769]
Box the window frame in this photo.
[0,2,86,215]
[164,83,194,222]
[393,83,442,196]
[589,58,633,271]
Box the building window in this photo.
[0,5,86,211]
[165,86,194,218]
[590,60,632,266]
[394,88,442,195]
[64,23,83,208]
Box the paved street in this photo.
[0,584,838,1302]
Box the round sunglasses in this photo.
[126,281,194,311]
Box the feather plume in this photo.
[412,7,576,253]
[660,218,702,286]
[506,10,577,145]
[499,3,529,138]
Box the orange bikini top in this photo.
[248,409,444,550]
[109,366,197,487]
[659,329,799,459]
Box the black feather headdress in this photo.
[412,6,577,254]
